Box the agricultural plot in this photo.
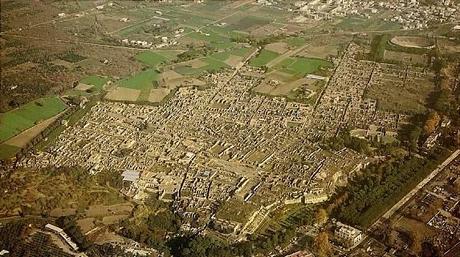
[250,23,286,38]
[105,87,141,102]
[208,48,251,67]
[185,29,236,50]
[229,47,254,57]
[249,49,280,67]
[148,88,172,103]
[265,42,290,54]
[228,15,271,32]
[117,19,169,39]
[225,55,244,67]
[135,50,180,67]
[208,24,248,40]
[274,57,332,76]
[297,35,350,59]
[79,75,110,90]
[166,9,215,28]
[105,68,161,102]
[4,112,64,148]
[0,97,67,142]
[160,70,184,82]
[174,57,229,76]
[337,16,400,31]
[119,69,160,90]
[285,36,307,48]
[209,47,254,60]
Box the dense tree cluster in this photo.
[56,216,91,250]
[323,130,370,154]
[175,45,216,62]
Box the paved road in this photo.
[368,149,460,231]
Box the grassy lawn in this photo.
[0,97,67,142]
[249,49,279,67]
[119,69,160,90]
[0,143,20,160]
[276,57,332,76]
[80,75,109,90]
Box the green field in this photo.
[249,49,279,67]
[135,51,169,67]
[275,57,333,75]
[0,97,67,142]
[80,75,109,90]
[135,50,181,67]
[119,69,160,90]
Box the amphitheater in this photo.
[390,36,435,49]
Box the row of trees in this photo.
[329,148,449,228]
